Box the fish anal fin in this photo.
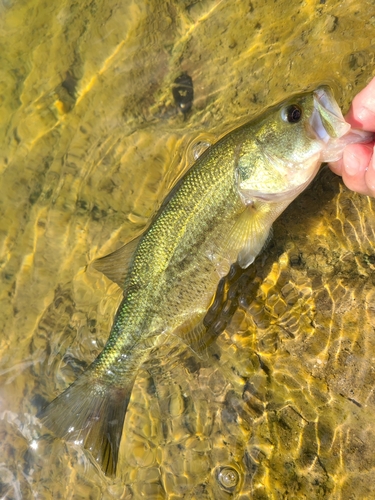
[91,235,142,288]
[184,321,209,358]
[172,314,218,360]
[190,324,223,359]
[40,373,133,477]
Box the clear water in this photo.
[0,0,375,498]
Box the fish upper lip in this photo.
[311,85,374,162]
[313,86,340,117]
[312,86,350,140]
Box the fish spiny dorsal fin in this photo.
[91,235,142,289]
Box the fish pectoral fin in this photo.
[227,204,272,269]
[39,372,134,477]
[91,235,142,288]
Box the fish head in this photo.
[237,85,373,203]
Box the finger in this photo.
[328,143,373,177]
[345,76,375,130]
[328,158,344,176]
[364,150,375,197]
[340,143,374,195]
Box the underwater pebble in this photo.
[172,73,194,114]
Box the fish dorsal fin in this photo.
[91,235,142,288]
[227,203,274,269]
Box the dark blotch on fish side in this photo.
[172,73,194,114]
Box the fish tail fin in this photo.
[40,372,133,477]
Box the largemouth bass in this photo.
[41,86,371,476]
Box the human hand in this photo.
[329,77,375,196]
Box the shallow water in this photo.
[0,0,375,498]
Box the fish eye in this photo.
[281,104,302,123]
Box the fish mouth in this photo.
[310,86,350,141]
[309,85,374,162]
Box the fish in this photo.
[40,85,372,477]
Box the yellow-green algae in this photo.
[0,0,374,498]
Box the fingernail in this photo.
[344,150,361,176]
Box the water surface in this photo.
[0,0,375,498]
